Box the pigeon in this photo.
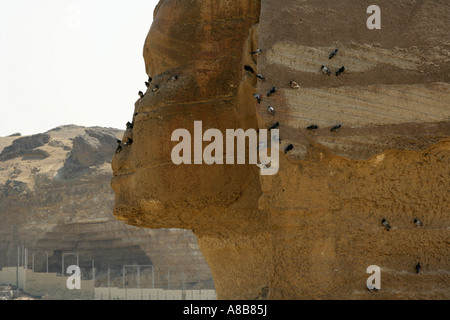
[138,91,144,99]
[124,138,133,146]
[268,122,279,131]
[329,49,338,59]
[256,74,266,81]
[115,140,122,153]
[415,262,421,274]
[321,65,331,75]
[267,106,275,115]
[134,113,139,117]
[152,85,159,92]
[253,94,262,104]
[251,49,263,55]
[244,65,255,73]
[331,124,342,132]
[414,219,423,227]
[290,80,300,89]
[336,66,345,76]
[267,87,277,97]
[126,122,133,130]
[148,76,153,82]
[145,81,150,88]
[381,218,391,231]
[307,125,318,130]
[284,144,294,154]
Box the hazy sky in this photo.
[0,0,160,137]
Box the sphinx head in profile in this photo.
[111,0,450,301]
[111,2,270,299]
[111,0,263,231]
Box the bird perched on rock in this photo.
[414,219,423,227]
[331,124,342,132]
[253,94,261,104]
[124,138,133,146]
[126,122,133,130]
[251,48,263,55]
[415,262,421,274]
[290,80,300,89]
[148,76,153,82]
[267,87,277,97]
[145,81,150,88]
[138,91,144,99]
[321,65,331,75]
[336,66,345,76]
[381,218,391,231]
[329,49,338,59]
[284,144,294,154]
[115,140,122,153]
[256,74,266,81]
[267,106,275,115]
[307,125,318,130]
[268,122,279,131]
[244,65,255,73]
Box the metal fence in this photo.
[0,245,215,291]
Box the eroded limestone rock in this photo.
[112,0,450,299]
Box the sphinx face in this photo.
[111,0,262,229]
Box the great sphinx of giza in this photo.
[112,0,450,299]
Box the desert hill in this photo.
[0,125,212,291]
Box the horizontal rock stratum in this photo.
[112,0,450,299]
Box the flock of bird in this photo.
[251,48,425,275]
[249,48,346,155]
[382,217,424,231]
[118,48,345,155]
[115,47,427,276]
[116,74,177,153]
[380,217,424,274]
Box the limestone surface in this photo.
[112,0,450,299]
